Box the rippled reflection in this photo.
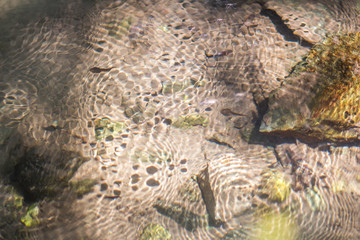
[0,0,359,239]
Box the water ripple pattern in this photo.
[0,0,359,239]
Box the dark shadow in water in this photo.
[259,5,314,48]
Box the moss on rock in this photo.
[1,186,24,222]
[161,79,190,95]
[257,170,290,203]
[69,179,98,197]
[252,211,298,240]
[172,113,209,129]
[178,176,202,203]
[20,204,40,227]
[261,33,360,142]
[104,16,132,40]
[94,117,126,140]
[139,223,171,240]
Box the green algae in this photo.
[161,79,190,95]
[139,223,171,240]
[252,211,298,240]
[69,179,98,197]
[21,204,40,227]
[5,192,23,212]
[257,171,290,203]
[104,16,132,40]
[261,33,360,142]
[132,149,172,164]
[178,176,202,203]
[94,117,126,141]
[172,113,209,129]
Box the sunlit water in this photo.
[0,0,359,239]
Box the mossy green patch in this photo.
[5,191,23,212]
[21,204,40,227]
[262,33,360,142]
[94,117,126,141]
[172,113,209,128]
[139,223,171,240]
[104,16,132,40]
[131,149,172,164]
[70,179,98,197]
[252,211,298,240]
[178,177,201,203]
[257,171,290,203]
[161,79,190,95]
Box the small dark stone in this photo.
[146,178,160,187]
[146,166,158,175]
[100,183,108,191]
[163,118,172,125]
[95,47,103,52]
[131,174,141,184]
[132,165,139,170]
[105,135,114,141]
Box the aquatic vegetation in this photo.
[104,16,132,40]
[252,211,298,240]
[94,118,126,141]
[21,204,40,227]
[139,223,171,240]
[257,170,290,203]
[131,149,172,164]
[161,79,190,95]
[178,176,202,203]
[172,113,209,129]
[2,186,24,220]
[261,33,360,142]
[69,179,98,198]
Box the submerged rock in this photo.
[69,179,98,198]
[172,113,209,129]
[139,223,171,240]
[257,170,290,203]
[103,16,133,40]
[261,33,360,142]
[94,117,127,141]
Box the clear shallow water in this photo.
[0,0,359,239]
